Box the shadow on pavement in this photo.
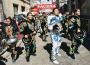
[44,42,75,60]
[0,56,7,65]
[61,42,75,59]
[15,47,24,60]
[43,43,52,60]
[61,42,70,53]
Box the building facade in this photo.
[29,0,57,13]
[2,0,30,17]
[0,0,4,22]
[79,0,90,33]
[67,0,90,16]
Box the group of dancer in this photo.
[0,7,86,65]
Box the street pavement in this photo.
[3,33,90,65]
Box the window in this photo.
[21,6,25,12]
[13,4,18,16]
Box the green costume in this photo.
[20,20,36,60]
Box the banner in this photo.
[37,4,56,9]
[33,0,57,12]
[32,7,39,15]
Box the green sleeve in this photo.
[20,23,24,33]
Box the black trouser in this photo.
[74,38,83,51]
[25,43,36,55]
[68,30,74,41]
